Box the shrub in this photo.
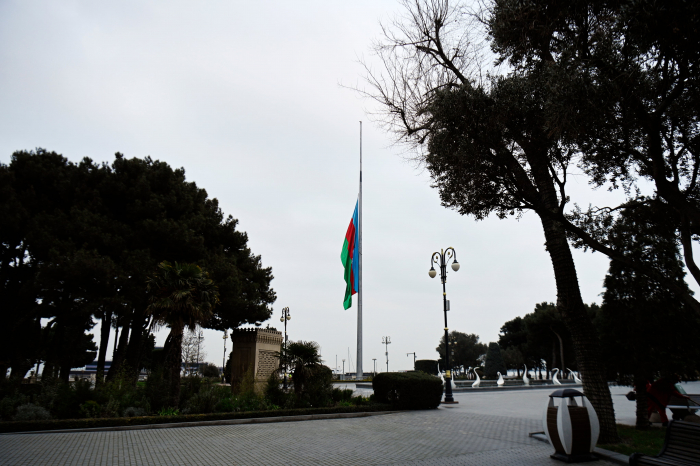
[123,407,147,417]
[372,372,443,409]
[265,372,291,408]
[415,360,439,375]
[332,388,354,403]
[158,407,180,416]
[143,369,171,413]
[0,392,28,421]
[14,404,51,421]
[183,386,227,414]
[79,400,101,418]
[200,363,220,379]
[303,365,334,408]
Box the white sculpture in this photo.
[438,363,445,385]
[467,367,473,380]
[523,364,530,386]
[552,368,562,385]
[567,368,582,384]
[471,368,481,388]
[497,371,505,386]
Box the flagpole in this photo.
[357,121,363,381]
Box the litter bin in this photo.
[543,388,599,462]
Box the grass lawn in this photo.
[599,424,666,457]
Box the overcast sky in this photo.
[2,1,692,374]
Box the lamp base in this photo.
[441,401,459,404]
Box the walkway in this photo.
[0,389,620,466]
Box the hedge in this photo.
[0,404,391,434]
[372,372,443,409]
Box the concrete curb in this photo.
[528,431,630,465]
[355,383,583,392]
[1,411,400,436]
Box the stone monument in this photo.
[229,328,283,392]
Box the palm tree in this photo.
[146,261,219,407]
[281,340,323,399]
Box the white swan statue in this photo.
[497,371,505,386]
[552,368,562,385]
[567,368,582,384]
[438,363,445,385]
[522,365,530,386]
[471,368,481,388]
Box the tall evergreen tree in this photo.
[596,203,700,428]
[484,342,507,378]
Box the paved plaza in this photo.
[0,384,649,466]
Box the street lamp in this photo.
[407,352,417,370]
[382,336,391,372]
[342,359,346,380]
[280,307,291,389]
[372,358,377,376]
[429,247,460,404]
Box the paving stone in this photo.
[0,393,620,466]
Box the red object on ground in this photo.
[647,377,688,423]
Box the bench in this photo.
[629,421,700,465]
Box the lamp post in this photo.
[280,307,291,389]
[342,359,345,380]
[429,247,460,403]
[222,329,228,382]
[382,336,391,372]
[372,358,377,376]
[407,352,417,370]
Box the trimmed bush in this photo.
[415,360,438,375]
[372,372,443,409]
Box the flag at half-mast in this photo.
[341,200,359,310]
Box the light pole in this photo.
[342,359,345,380]
[382,336,391,372]
[407,352,417,370]
[280,307,291,389]
[429,247,460,403]
[372,358,377,376]
[222,329,228,382]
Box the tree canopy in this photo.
[435,331,487,373]
[0,149,276,383]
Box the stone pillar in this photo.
[230,328,283,392]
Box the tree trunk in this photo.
[539,214,620,443]
[551,340,557,375]
[59,361,71,383]
[634,375,650,430]
[124,308,148,385]
[106,316,131,382]
[96,307,112,388]
[9,359,32,380]
[552,329,565,373]
[164,325,184,408]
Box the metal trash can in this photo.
[543,388,600,462]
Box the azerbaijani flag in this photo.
[341,200,360,309]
